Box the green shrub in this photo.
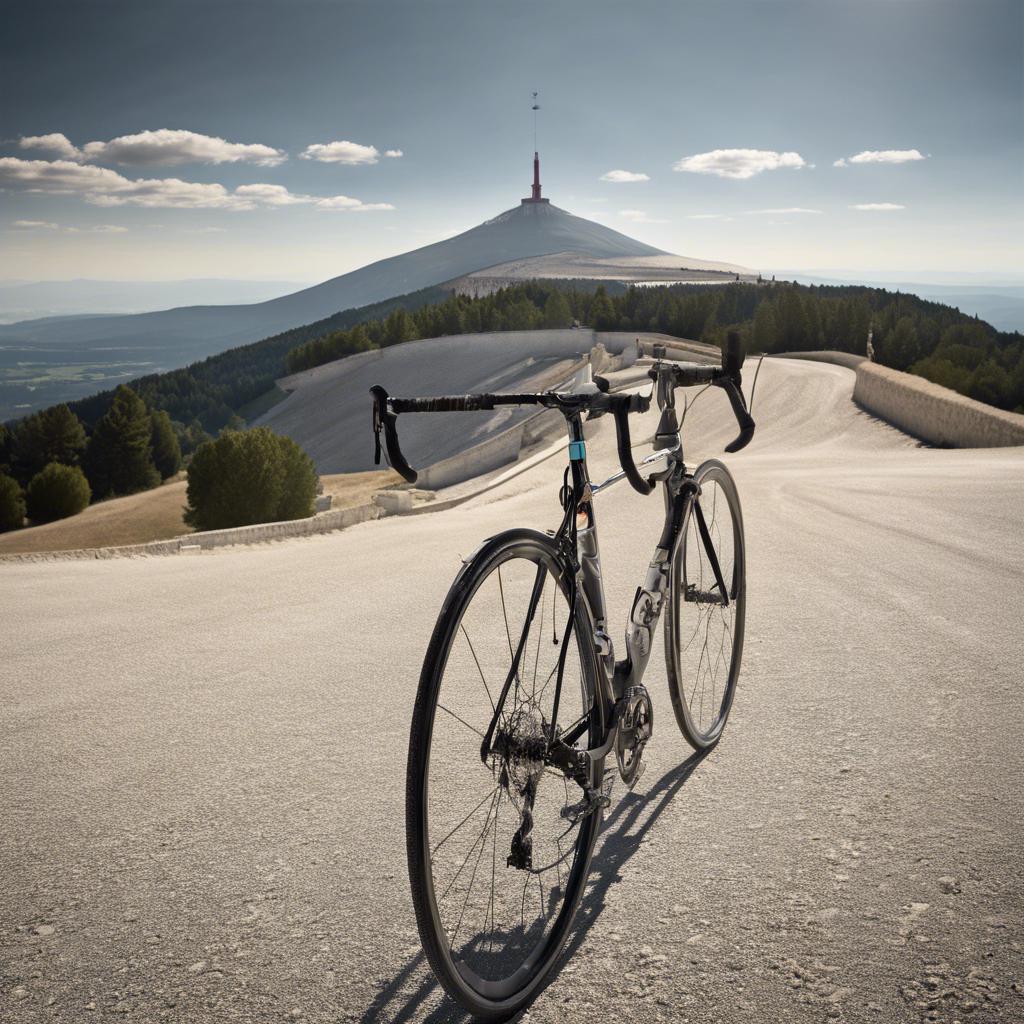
[0,473,25,532]
[25,462,91,524]
[184,427,317,532]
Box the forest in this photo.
[285,280,1024,414]
[18,278,1023,444]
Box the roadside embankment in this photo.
[853,361,1024,448]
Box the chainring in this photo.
[615,685,653,788]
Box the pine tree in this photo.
[541,290,572,329]
[150,409,183,480]
[805,297,823,350]
[11,403,87,483]
[588,286,617,330]
[752,301,779,352]
[383,309,417,346]
[83,385,160,498]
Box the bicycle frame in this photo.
[565,400,704,718]
[477,380,734,799]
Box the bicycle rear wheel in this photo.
[406,529,605,1021]
[665,459,746,749]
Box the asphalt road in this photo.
[2,358,1023,1023]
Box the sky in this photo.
[1,0,1021,283]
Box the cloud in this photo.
[313,195,394,211]
[19,133,84,160]
[685,213,734,221]
[10,219,128,233]
[234,183,308,206]
[834,149,926,168]
[850,202,906,211]
[81,129,286,166]
[600,169,650,183]
[673,149,807,180]
[384,149,403,159]
[745,207,822,215]
[618,209,668,224]
[0,157,393,212]
[300,140,382,165]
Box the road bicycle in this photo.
[370,332,756,1020]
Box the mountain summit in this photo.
[0,157,745,359]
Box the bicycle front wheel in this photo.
[406,529,605,1021]
[665,459,746,750]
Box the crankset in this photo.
[615,685,653,788]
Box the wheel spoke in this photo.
[420,546,600,994]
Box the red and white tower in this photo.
[522,92,550,205]
[522,151,549,205]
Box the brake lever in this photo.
[714,377,756,453]
[369,385,419,483]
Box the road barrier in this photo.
[853,361,1024,448]
[772,350,866,370]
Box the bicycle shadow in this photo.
[356,749,710,1024]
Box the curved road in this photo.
[2,358,1023,1023]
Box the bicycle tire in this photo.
[665,459,746,750]
[406,528,606,1021]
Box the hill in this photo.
[0,202,669,357]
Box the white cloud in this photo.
[19,133,84,160]
[686,213,735,221]
[384,149,403,159]
[834,149,926,168]
[673,149,807,180]
[745,207,822,215]
[0,157,393,212]
[618,209,668,224]
[301,140,381,165]
[850,202,906,211]
[313,195,394,212]
[600,169,650,183]
[81,129,286,167]
[9,219,127,233]
[234,183,308,206]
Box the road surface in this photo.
[2,358,1023,1023]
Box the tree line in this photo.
[283,280,1024,414]
[6,277,1020,490]
[0,386,182,531]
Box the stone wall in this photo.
[853,361,1024,448]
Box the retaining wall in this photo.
[773,350,866,370]
[0,502,385,564]
[853,361,1024,448]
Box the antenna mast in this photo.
[522,91,549,205]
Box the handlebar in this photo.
[369,384,650,487]
[647,330,756,454]
[370,330,755,491]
